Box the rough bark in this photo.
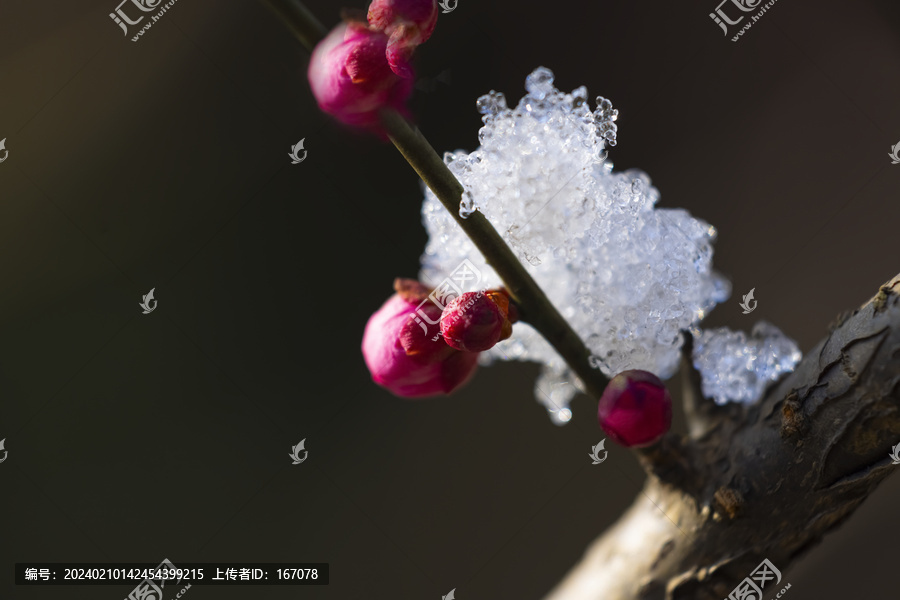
[546,274,900,600]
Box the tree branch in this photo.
[258,4,900,596]
[259,0,327,50]
[377,109,609,399]
[545,274,900,600]
[260,0,610,400]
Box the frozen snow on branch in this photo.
[419,66,799,420]
[692,322,802,406]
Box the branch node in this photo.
[780,389,806,439]
[712,486,744,519]
[873,282,898,315]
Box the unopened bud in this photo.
[597,369,672,447]
[308,22,413,130]
[440,290,515,352]
[362,279,479,397]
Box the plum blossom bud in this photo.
[597,370,672,447]
[440,290,515,352]
[308,22,413,129]
[367,0,439,77]
[362,279,479,398]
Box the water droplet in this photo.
[549,407,572,425]
[459,192,477,218]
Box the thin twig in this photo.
[378,109,609,398]
[260,0,610,400]
[260,0,328,49]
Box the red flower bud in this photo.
[367,0,439,78]
[308,22,413,130]
[597,370,672,447]
[362,279,479,398]
[440,290,515,352]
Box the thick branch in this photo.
[259,4,900,594]
[547,274,900,600]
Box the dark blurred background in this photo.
[1,0,899,598]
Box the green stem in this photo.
[260,0,328,50]
[261,0,610,400]
[378,110,609,398]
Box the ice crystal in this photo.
[418,67,796,420]
[692,322,802,405]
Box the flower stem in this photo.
[377,110,609,398]
[260,0,328,50]
[262,0,610,400]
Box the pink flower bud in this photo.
[597,370,672,447]
[362,279,479,398]
[367,0,439,77]
[308,22,413,130]
[440,290,515,352]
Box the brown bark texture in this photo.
[546,273,900,600]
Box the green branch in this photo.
[261,0,610,400]
[260,0,328,50]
